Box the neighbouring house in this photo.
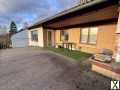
[11,29,29,48]
[28,0,120,80]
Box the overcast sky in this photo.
[0,0,79,31]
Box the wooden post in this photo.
[116,6,120,62]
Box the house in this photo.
[11,29,29,48]
[28,0,118,55]
[28,0,120,80]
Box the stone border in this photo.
[91,60,120,80]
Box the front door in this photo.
[47,30,55,47]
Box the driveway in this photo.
[0,48,110,90]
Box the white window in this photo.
[80,27,98,44]
[80,28,89,43]
[89,27,98,44]
[60,30,69,41]
[31,31,38,42]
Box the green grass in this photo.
[46,47,92,61]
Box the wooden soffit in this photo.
[44,5,119,29]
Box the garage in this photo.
[11,30,29,48]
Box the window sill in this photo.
[80,42,96,46]
[31,41,38,42]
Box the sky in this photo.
[0,0,79,33]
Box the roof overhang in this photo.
[28,0,119,30]
[44,5,118,30]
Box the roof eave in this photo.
[28,0,110,29]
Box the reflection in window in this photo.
[60,30,69,41]
[89,27,98,44]
[81,28,89,43]
[80,27,98,44]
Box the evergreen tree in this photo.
[9,21,17,34]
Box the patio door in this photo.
[47,30,55,47]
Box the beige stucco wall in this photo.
[97,24,116,54]
[79,24,116,54]
[28,27,44,47]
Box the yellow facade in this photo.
[28,23,116,55]
[55,23,117,55]
[28,26,44,47]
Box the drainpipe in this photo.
[115,2,120,62]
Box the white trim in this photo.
[28,27,44,47]
[116,12,120,62]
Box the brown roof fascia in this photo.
[28,0,109,30]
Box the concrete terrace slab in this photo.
[0,48,110,90]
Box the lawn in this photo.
[46,47,92,61]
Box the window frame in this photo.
[80,28,89,44]
[60,30,69,42]
[60,30,65,41]
[80,27,98,45]
[88,27,98,44]
[31,30,38,42]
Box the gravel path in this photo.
[0,48,111,90]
